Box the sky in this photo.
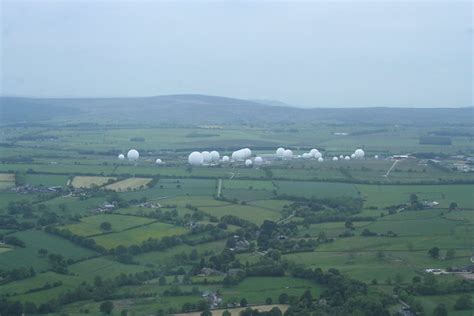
[0,0,472,107]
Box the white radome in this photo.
[354,148,365,159]
[118,154,125,160]
[155,158,162,164]
[351,153,356,159]
[127,149,139,161]
[374,155,379,160]
[232,150,244,161]
[210,151,220,161]
[339,155,344,159]
[318,157,324,162]
[188,151,204,166]
[276,147,285,157]
[283,149,293,159]
[243,148,252,158]
[202,151,212,163]
[344,156,350,160]
[314,152,322,159]
[222,155,230,162]
[310,148,320,157]
[254,156,263,164]
[245,159,253,167]
[333,157,339,161]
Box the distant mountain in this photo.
[0,94,472,126]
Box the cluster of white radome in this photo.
[118,149,163,165]
[188,148,261,167]
[330,148,365,161]
[188,150,224,166]
[298,148,323,161]
[187,147,371,167]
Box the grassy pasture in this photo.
[25,174,69,187]
[275,180,359,199]
[69,257,148,280]
[0,230,96,270]
[0,173,15,190]
[222,188,275,201]
[62,214,156,236]
[0,272,82,303]
[199,204,281,224]
[136,240,226,267]
[219,277,323,304]
[297,221,373,238]
[41,196,107,215]
[416,293,474,316]
[71,175,116,188]
[117,178,217,200]
[356,184,474,209]
[92,222,187,249]
[104,177,152,191]
[174,304,290,316]
[247,199,292,211]
[222,179,274,190]
[161,195,231,208]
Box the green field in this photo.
[71,175,116,188]
[199,204,282,224]
[1,108,474,315]
[0,230,97,270]
[62,214,156,236]
[92,222,188,249]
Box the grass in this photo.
[62,214,156,237]
[103,177,152,191]
[0,173,15,190]
[199,204,282,224]
[92,222,188,249]
[71,175,116,188]
[219,277,324,304]
[136,240,226,267]
[356,184,474,209]
[0,230,97,271]
[275,180,360,199]
[174,305,289,316]
[222,179,274,190]
[25,174,69,187]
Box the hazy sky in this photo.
[1,0,472,107]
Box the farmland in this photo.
[70,176,116,188]
[0,106,473,316]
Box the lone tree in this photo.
[449,202,458,211]
[445,249,456,259]
[278,293,289,304]
[240,298,248,307]
[454,294,473,310]
[100,222,112,231]
[428,246,440,259]
[99,301,114,315]
[432,303,447,316]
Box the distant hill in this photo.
[0,94,472,126]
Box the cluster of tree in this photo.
[403,274,474,296]
[163,284,200,297]
[359,228,397,238]
[23,281,62,294]
[0,268,165,315]
[44,226,107,253]
[1,235,25,247]
[47,253,70,274]
[287,266,396,315]
[407,193,424,211]
[238,306,283,316]
[0,267,35,284]
[0,215,34,230]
